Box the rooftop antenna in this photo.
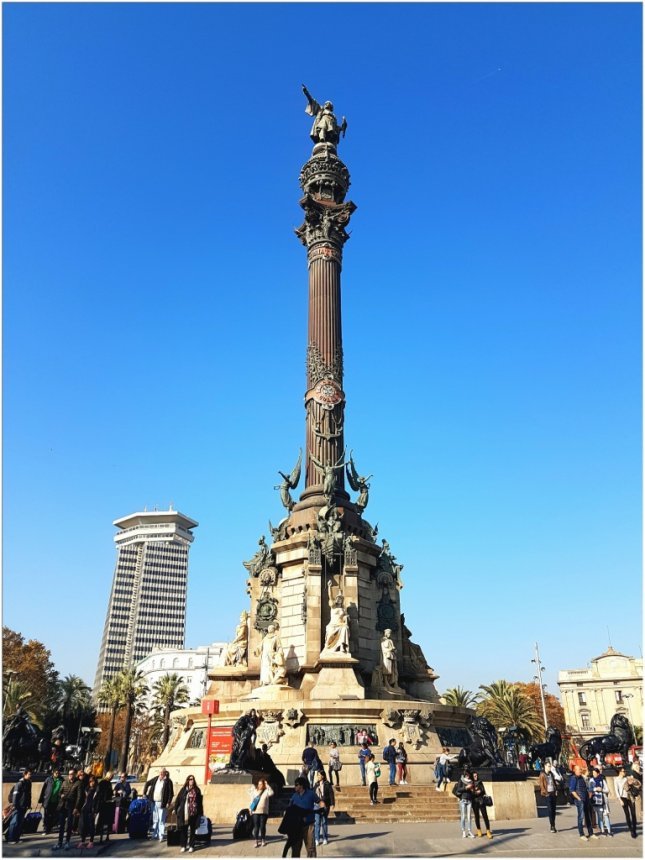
[607,626,612,648]
[169,501,174,511]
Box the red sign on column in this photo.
[209,726,233,755]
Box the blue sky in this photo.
[4,2,642,702]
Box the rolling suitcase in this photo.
[233,808,253,839]
[22,811,43,834]
[127,797,152,839]
[195,815,212,844]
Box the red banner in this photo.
[209,726,233,755]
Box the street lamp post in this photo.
[532,642,549,730]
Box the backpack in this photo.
[233,808,253,840]
[452,782,464,798]
[382,745,390,761]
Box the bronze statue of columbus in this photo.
[302,84,347,145]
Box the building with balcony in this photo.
[558,647,643,741]
[135,642,227,709]
[93,508,198,700]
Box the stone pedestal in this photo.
[310,654,365,700]
[242,683,293,701]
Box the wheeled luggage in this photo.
[127,797,152,839]
[195,815,212,844]
[166,824,181,846]
[232,808,253,840]
[22,811,43,834]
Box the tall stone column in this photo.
[295,142,356,505]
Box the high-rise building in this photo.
[93,508,198,700]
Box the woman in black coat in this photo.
[471,771,493,839]
[174,774,204,853]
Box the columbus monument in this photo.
[154,87,476,810]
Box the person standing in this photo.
[250,777,274,848]
[6,768,32,844]
[382,738,398,786]
[436,747,450,791]
[302,741,322,790]
[112,771,131,834]
[569,765,598,842]
[454,769,475,838]
[358,740,371,787]
[313,770,334,847]
[78,775,98,848]
[395,742,408,785]
[174,775,203,854]
[38,767,63,835]
[471,771,493,839]
[614,766,639,838]
[95,771,114,844]
[144,767,174,842]
[282,777,316,858]
[327,741,341,790]
[539,761,559,833]
[589,767,612,836]
[54,768,85,851]
[365,753,379,806]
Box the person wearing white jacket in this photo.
[251,778,275,847]
[365,754,379,806]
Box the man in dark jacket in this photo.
[382,739,398,786]
[54,768,85,850]
[6,769,32,844]
[38,768,63,834]
[144,768,174,842]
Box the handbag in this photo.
[483,795,494,807]
[373,764,381,778]
[330,760,343,772]
[250,790,263,812]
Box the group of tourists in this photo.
[567,761,641,840]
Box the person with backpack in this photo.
[313,770,334,846]
[174,774,203,854]
[6,769,32,844]
[453,769,475,838]
[395,742,408,785]
[250,777,274,848]
[38,767,63,835]
[365,753,380,806]
[589,767,612,836]
[614,766,640,838]
[382,738,398,786]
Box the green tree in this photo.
[152,673,190,749]
[514,682,566,735]
[97,676,125,772]
[477,679,545,742]
[442,686,480,708]
[3,676,44,728]
[117,669,148,773]
[57,674,92,740]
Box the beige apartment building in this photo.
[558,646,643,741]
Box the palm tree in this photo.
[443,686,480,708]
[152,673,190,749]
[57,674,92,741]
[477,679,544,742]
[117,668,148,772]
[97,676,125,772]
[3,677,43,728]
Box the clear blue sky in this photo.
[4,3,642,702]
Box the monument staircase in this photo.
[268,784,459,824]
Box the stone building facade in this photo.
[558,647,643,741]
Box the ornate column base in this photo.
[310,654,366,700]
